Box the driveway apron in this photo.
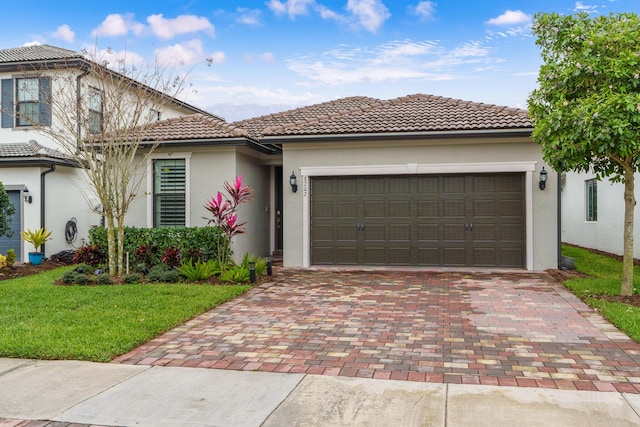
[113,270,640,393]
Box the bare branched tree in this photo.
[9,48,197,276]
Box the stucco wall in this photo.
[282,137,558,271]
[0,165,98,259]
[562,171,639,258]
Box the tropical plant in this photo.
[220,265,250,283]
[240,254,268,276]
[178,259,221,281]
[73,244,105,266]
[20,228,52,252]
[528,12,640,295]
[161,246,181,268]
[5,249,16,268]
[204,176,253,272]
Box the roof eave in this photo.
[260,127,534,143]
[139,137,282,154]
[0,157,80,167]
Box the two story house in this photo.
[0,44,216,261]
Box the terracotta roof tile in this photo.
[234,94,531,138]
[139,113,248,142]
[0,140,72,160]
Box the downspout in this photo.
[40,164,56,254]
[76,69,90,147]
[558,172,562,268]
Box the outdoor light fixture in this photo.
[290,172,298,193]
[249,261,256,284]
[23,187,32,204]
[539,167,548,190]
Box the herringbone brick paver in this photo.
[113,269,640,393]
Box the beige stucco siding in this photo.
[282,136,558,271]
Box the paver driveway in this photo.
[114,269,640,393]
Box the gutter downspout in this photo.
[558,172,562,268]
[76,69,90,147]
[40,164,56,254]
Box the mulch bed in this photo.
[546,268,640,308]
[0,260,67,281]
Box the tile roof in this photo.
[0,140,74,161]
[139,114,249,141]
[0,44,82,63]
[234,94,531,138]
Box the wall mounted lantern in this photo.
[539,167,548,190]
[290,172,298,193]
[23,187,32,204]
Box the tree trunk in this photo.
[621,170,635,296]
[106,214,117,277]
[117,218,125,277]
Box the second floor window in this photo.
[1,76,52,128]
[88,87,103,134]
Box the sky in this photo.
[3,1,640,122]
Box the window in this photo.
[87,87,103,134]
[153,158,186,227]
[1,76,51,128]
[586,179,597,222]
[149,109,161,123]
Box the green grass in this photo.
[562,245,640,342]
[0,266,251,362]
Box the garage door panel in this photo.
[443,200,465,217]
[336,201,358,217]
[389,200,411,218]
[311,173,525,268]
[417,200,439,217]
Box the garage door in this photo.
[311,173,525,268]
[0,190,21,261]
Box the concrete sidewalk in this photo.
[1,358,640,426]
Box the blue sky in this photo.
[3,1,640,121]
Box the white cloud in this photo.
[236,8,261,25]
[574,2,599,13]
[244,52,276,64]
[23,41,42,47]
[286,38,503,86]
[53,24,75,42]
[147,14,214,39]
[92,14,144,38]
[83,46,146,69]
[347,0,391,33]
[414,1,436,20]
[268,0,316,18]
[486,10,531,26]
[154,39,217,67]
[209,51,226,64]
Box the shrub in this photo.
[178,259,220,281]
[0,254,6,269]
[147,264,183,283]
[240,254,268,277]
[161,246,181,268]
[74,245,105,266]
[123,273,142,284]
[95,274,113,285]
[74,263,94,275]
[135,244,158,267]
[61,271,91,285]
[5,249,15,268]
[89,226,226,265]
[220,266,250,284]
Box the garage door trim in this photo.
[300,161,536,270]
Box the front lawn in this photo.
[561,245,640,342]
[0,266,251,362]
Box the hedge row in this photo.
[87,226,228,264]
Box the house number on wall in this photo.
[303,175,308,197]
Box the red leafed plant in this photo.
[204,176,253,271]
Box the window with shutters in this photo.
[153,158,186,227]
[1,76,52,128]
[585,178,597,222]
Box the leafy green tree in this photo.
[528,12,640,296]
[0,182,15,238]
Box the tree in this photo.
[11,48,193,276]
[528,12,640,296]
[0,182,15,238]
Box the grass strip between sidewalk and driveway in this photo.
[562,245,640,342]
[0,266,251,362]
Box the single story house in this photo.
[125,94,558,270]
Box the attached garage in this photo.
[311,173,525,268]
